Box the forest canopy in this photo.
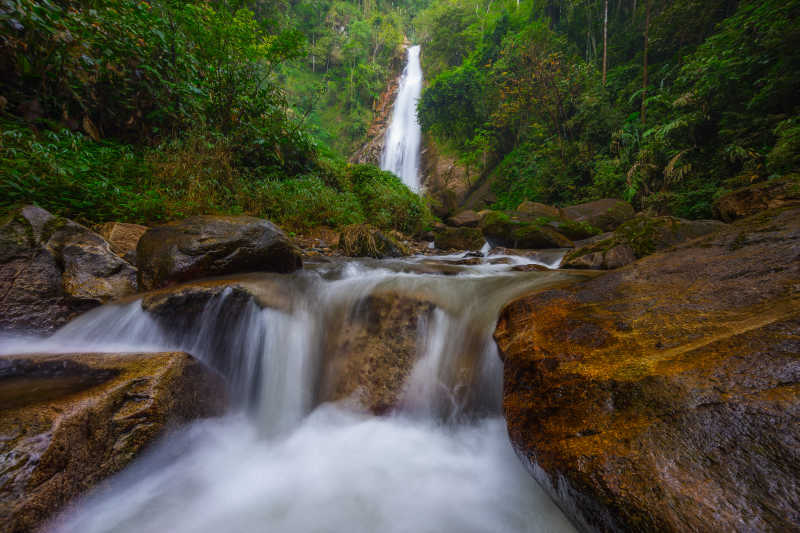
[416,0,800,217]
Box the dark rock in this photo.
[495,207,800,532]
[0,206,137,333]
[481,211,573,249]
[137,215,302,290]
[446,210,482,228]
[562,198,635,232]
[463,251,484,258]
[713,174,800,222]
[0,352,227,532]
[433,226,485,250]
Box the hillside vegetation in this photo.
[416,0,800,218]
[0,0,431,234]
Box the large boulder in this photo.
[446,210,482,228]
[136,215,302,291]
[562,215,727,269]
[320,291,436,414]
[0,206,137,333]
[713,174,800,222]
[494,206,800,532]
[516,200,562,219]
[481,211,573,249]
[0,352,227,532]
[338,224,409,258]
[562,198,635,232]
[433,226,485,251]
[97,221,148,263]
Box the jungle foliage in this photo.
[416,0,800,218]
[0,0,432,233]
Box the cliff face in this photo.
[350,48,405,167]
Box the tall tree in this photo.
[602,0,608,85]
[641,0,651,124]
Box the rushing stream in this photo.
[381,45,423,191]
[0,253,580,533]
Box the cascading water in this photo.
[381,45,423,191]
[0,255,581,533]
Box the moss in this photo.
[615,217,667,258]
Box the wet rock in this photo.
[713,174,800,222]
[0,206,137,333]
[0,352,227,532]
[561,198,635,232]
[562,216,727,269]
[320,291,436,414]
[338,224,410,258]
[137,215,302,291]
[433,226,485,250]
[481,211,573,249]
[495,206,800,532]
[139,274,294,316]
[562,243,636,270]
[446,210,482,228]
[97,222,148,263]
[510,264,551,272]
[516,200,562,219]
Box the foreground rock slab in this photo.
[0,352,227,532]
[0,206,137,333]
[136,215,302,290]
[495,207,800,532]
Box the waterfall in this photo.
[381,45,423,191]
[1,259,580,533]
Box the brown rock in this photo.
[446,210,482,228]
[562,198,635,231]
[516,201,562,219]
[0,206,137,333]
[494,207,800,532]
[320,291,436,414]
[137,215,302,291]
[510,264,551,272]
[97,222,148,261]
[713,174,800,222]
[433,226,485,250]
[0,352,227,532]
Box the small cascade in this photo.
[381,45,423,191]
[1,258,581,533]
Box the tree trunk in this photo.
[603,0,608,85]
[641,0,651,124]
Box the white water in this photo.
[0,259,581,533]
[381,45,423,191]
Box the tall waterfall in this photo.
[381,45,423,191]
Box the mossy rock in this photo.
[713,174,800,222]
[481,210,573,249]
[563,215,727,269]
[562,198,635,232]
[433,226,484,250]
[339,224,410,258]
